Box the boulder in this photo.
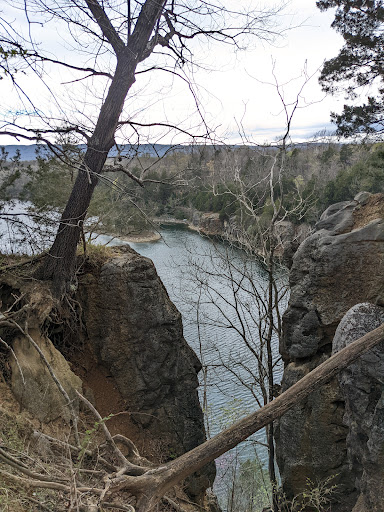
[333,303,384,512]
[281,199,384,361]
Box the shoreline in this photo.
[116,218,222,244]
[114,231,162,243]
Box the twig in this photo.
[25,496,53,512]
[75,391,126,466]
[0,337,25,386]
[112,434,150,466]
[75,391,148,475]
[100,502,135,512]
[0,468,103,494]
[0,254,45,273]
[0,447,67,484]
[33,431,116,472]
[162,496,187,512]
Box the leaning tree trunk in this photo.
[37,0,166,295]
[36,65,134,294]
[131,323,384,511]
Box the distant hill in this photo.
[1,144,191,161]
[1,141,334,162]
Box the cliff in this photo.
[189,210,310,263]
[0,245,214,509]
[77,246,214,498]
[276,192,384,511]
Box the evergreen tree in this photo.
[317,0,384,136]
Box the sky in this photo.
[0,0,345,146]
[185,0,345,144]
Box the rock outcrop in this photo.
[77,246,214,496]
[191,212,223,235]
[276,193,384,511]
[333,303,384,512]
[0,245,214,505]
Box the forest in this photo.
[1,139,384,242]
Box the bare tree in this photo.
[0,0,287,295]
[184,239,287,503]
[179,67,318,510]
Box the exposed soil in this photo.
[70,345,155,457]
[353,193,384,229]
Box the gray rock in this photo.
[354,191,372,205]
[275,356,355,511]
[333,303,384,512]
[286,309,321,359]
[315,201,356,234]
[78,246,214,500]
[281,217,384,360]
[276,195,384,511]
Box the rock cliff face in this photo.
[191,211,223,235]
[77,246,214,498]
[276,193,384,511]
[1,245,214,505]
[333,303,384,512]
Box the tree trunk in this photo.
[37,0,166,295]
[36,65,135,294]
[266,249,278,510]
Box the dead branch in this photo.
[2,324,383,512]
[0,468,101,493]
[101,504,135,512]
[25,496,53,512]
[76,390,150,475]
[112,434,150,467]
[162,496,187,512]
[0,447,67,484]
[118,322,384,511]
[0,337,25,387]
[0,254,45,273]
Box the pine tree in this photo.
[317,0,384,136]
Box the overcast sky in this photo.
[0,0,345,146]
[192,0,345,143]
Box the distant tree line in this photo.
[1,140,384,241]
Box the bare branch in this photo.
[84,0,125,55]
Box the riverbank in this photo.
[151,211,312,267]
[115,231,162,243]
[111,219,189,244]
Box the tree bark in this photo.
[37,0,166,294]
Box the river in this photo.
[128,225,285,421]
[127,225,286,507]
[1,205,286,508]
